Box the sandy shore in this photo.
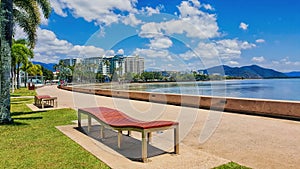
[37,85,300,169]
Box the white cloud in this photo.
[239,22,249,30]
[133,48,170,59]
[178,39,256,64]
[252,56,265,63]
[141,6,162,16]
[149,37,173,49]
[139,1,220,40]
[189,0,201,7]
[203,4,214,11]
[256,39,265,43]
[117,49,124,55]
[122,13,143,26]
[227,61,239,65]
[271,57,300,72]
[50,0,138,26]
[33,28,105,63]
[50,0,68,17]
[105,50,115,56]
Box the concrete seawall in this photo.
[59,85,300,120]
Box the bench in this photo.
[78,107,179,162]
[34,95,57,109]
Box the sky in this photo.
[15,0,300,72]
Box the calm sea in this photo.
[143,78,300,101]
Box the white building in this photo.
[125,56,144,74]
[59,55,144,76]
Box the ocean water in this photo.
[144,78,300,101]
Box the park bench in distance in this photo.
[78,107,179,162]
[34,95,57,109]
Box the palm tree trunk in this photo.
[0,0,13,124]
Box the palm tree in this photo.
[1,0,14,124]
[13,0,51,48]
[0,0,51,124]
[11,39,34,90]
[20,61,33,87]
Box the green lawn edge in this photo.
[0,94,110,169]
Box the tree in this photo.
[11,39,33,90]
[27,63,43,76]
[0,0,51,124]
[41,66,53,81]
[1,0,14,124]
[20,61,33,87]
[13,0,51,48]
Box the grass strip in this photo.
[10,87,36,97]
[213,162,252,169]
[0,97,110,169]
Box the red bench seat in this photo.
[78,107,179,162]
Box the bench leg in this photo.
[127,130,131,136]
[100,125,104,139]
[78,111,81,128]
[174,125,179,154]
[147,132,152,143]
[142,131,148,162]
[118,130,122,148]
[87,115,91,133]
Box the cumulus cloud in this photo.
[50,0,138,26]
[141,6,162,16]
[122,13,143,26]
[177,39,256,63]
[239,22,249,30]
[149,37,173,49]
[117,49,124,55]
[252,56,265,63]
[139,1,219,39]
[33,28,105,63]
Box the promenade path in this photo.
[37,85,300,169]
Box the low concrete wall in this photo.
[59,85,300,120]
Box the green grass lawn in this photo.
[0,96,110,169]
[10,87,36,97]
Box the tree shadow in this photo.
[13,117,43,120]
[11,110,46,116]
[0,121,29,126]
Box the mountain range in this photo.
[32,61,56,72]
[204,65,300,78]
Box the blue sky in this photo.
[16,0,300,72]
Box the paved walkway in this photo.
[37,85,300,169]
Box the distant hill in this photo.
[32,61,56,72]
[285,71,300,77]
[205,65,288,79]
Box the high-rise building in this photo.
[59,55,144,77]
[125,56,144,74]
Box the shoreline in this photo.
[69,78,300,102]
[59,85,300,121]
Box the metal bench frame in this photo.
[78,108,179,162]
[34,95,57,109]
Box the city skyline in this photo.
[15,0,300,72]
